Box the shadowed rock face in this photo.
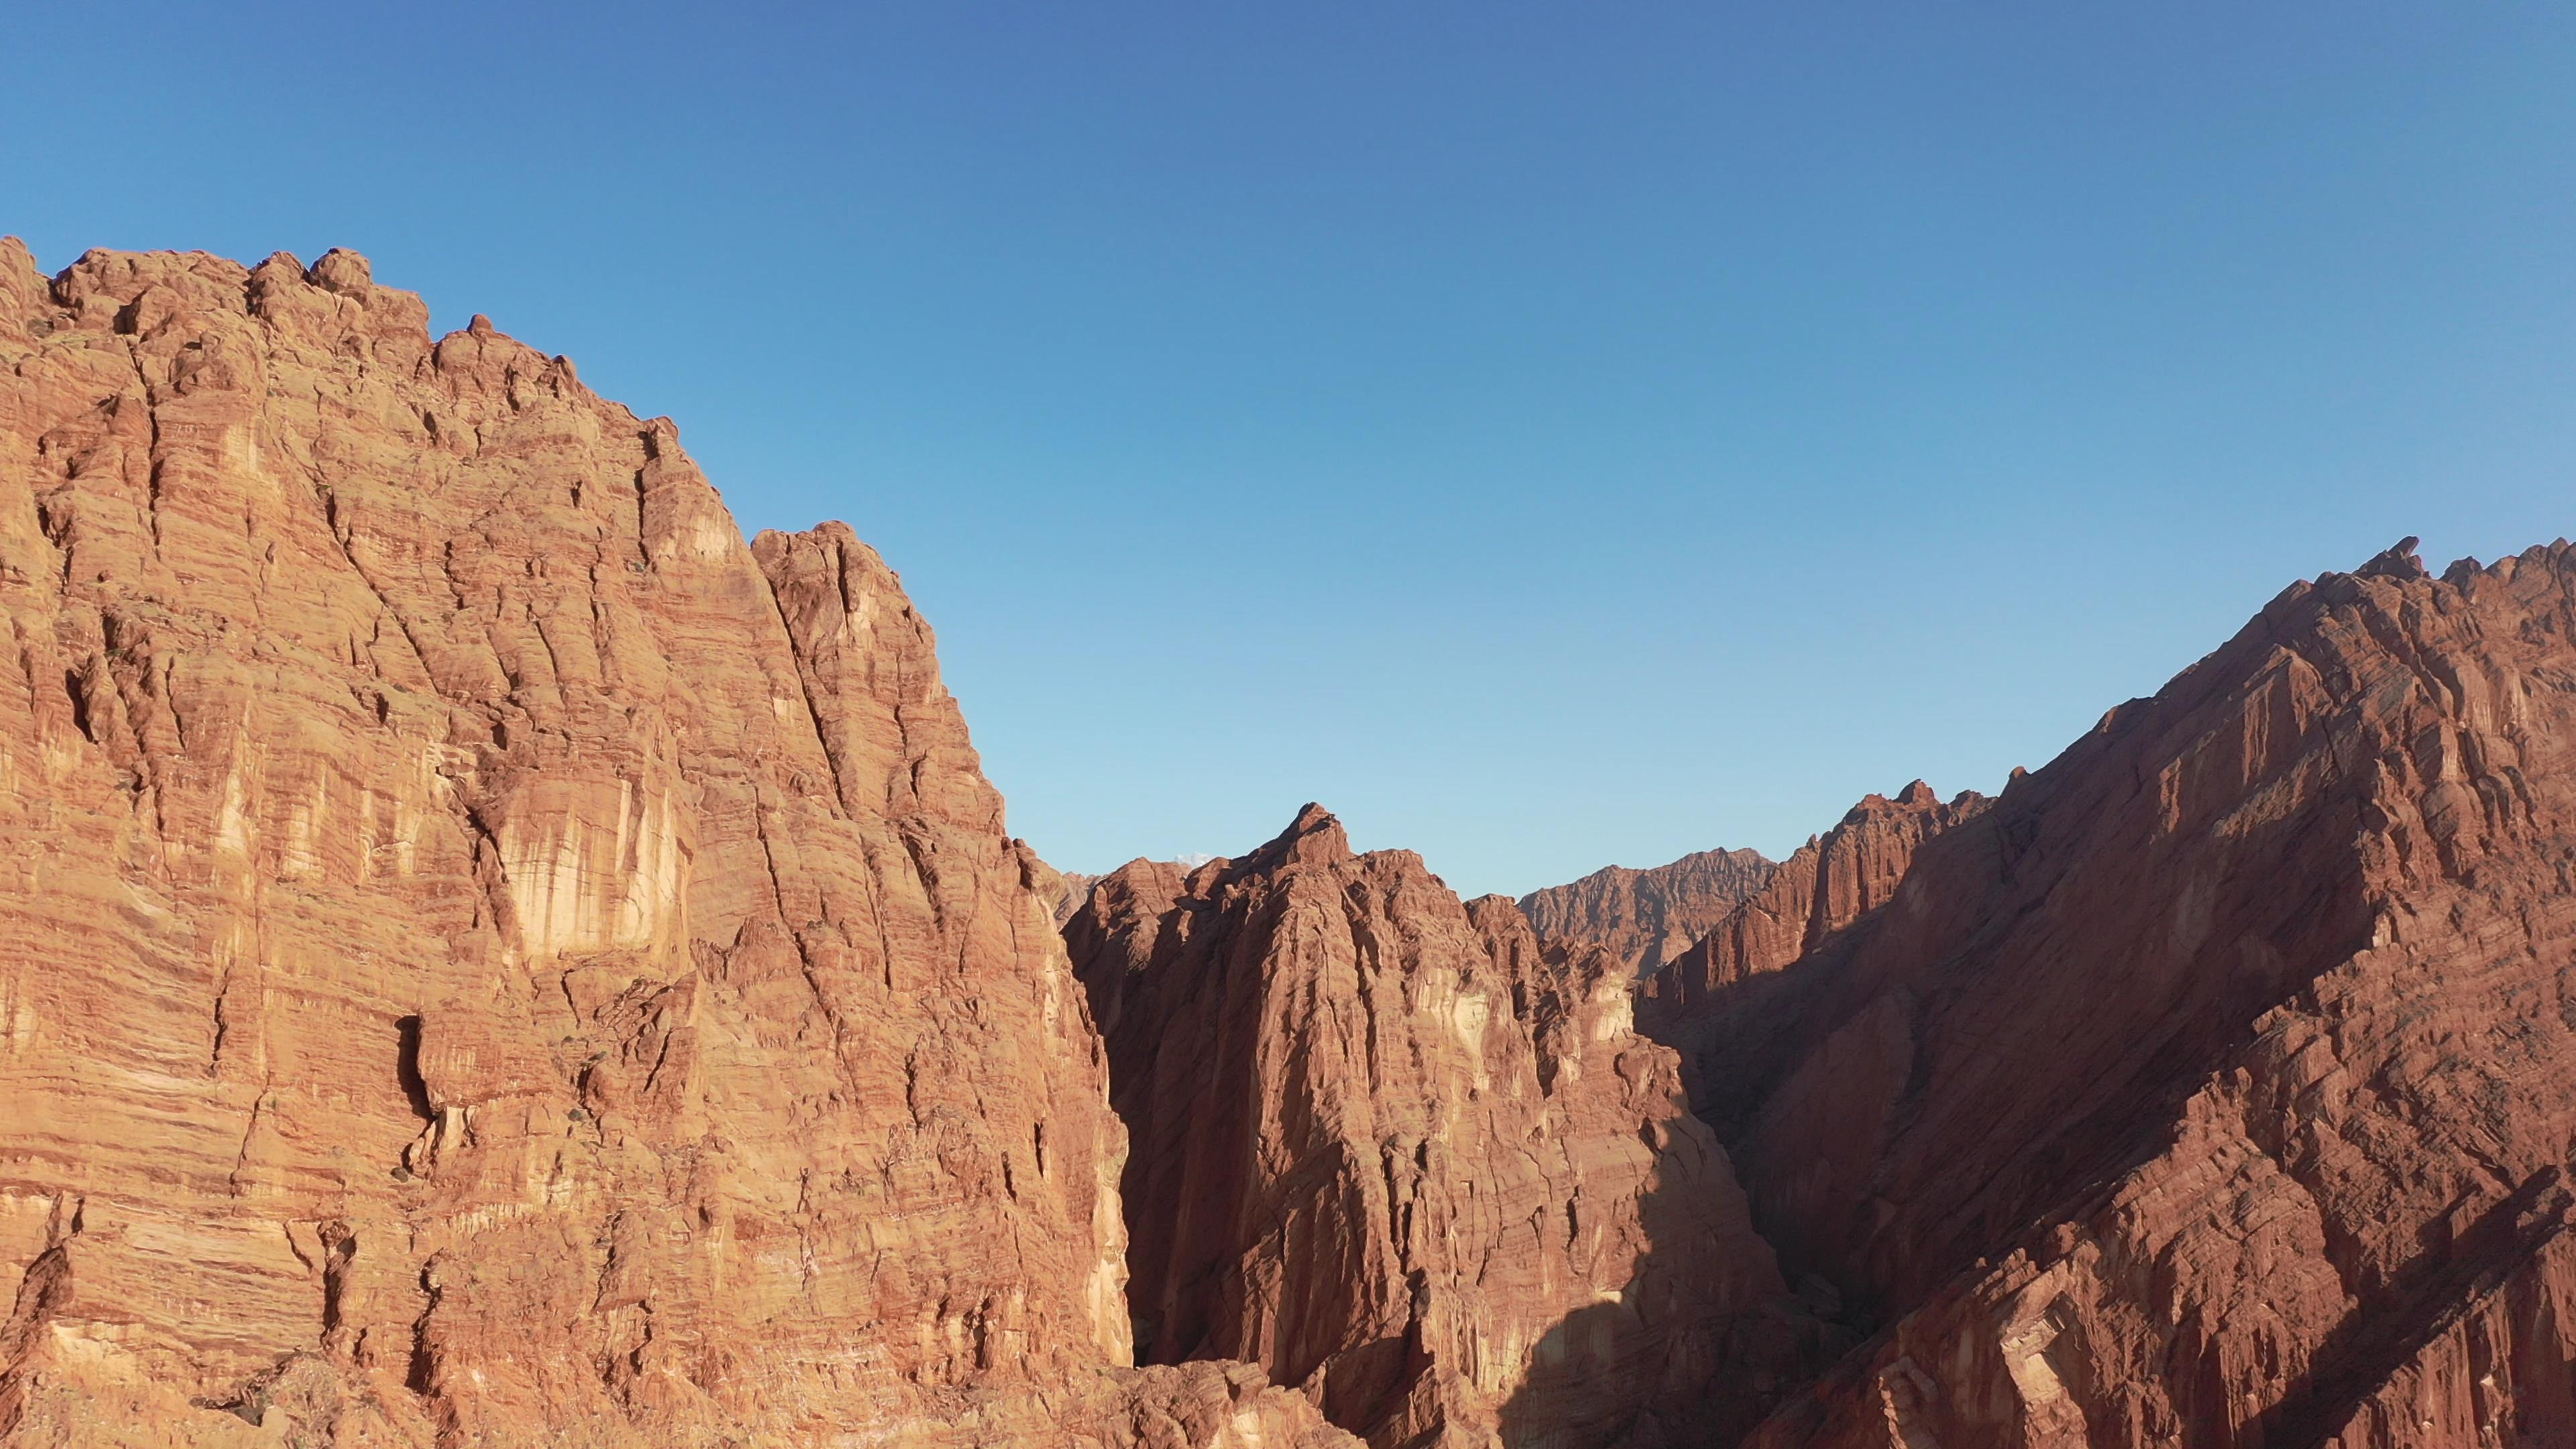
[16,239,2576,1449]
[1519,847,1776,979]
[0,242,1351,1448]
[1665,539,2576,1448]
[1637,781,1986,1074]
[1066,806,1816,1449]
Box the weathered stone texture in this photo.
[1705,541,2576,1447]
[1519,846,1774,979]
[0,242,1347,1448]
[1067,806,1812,1448]
[17,235,2576,1449]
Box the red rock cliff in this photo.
[1638,782,1985,1051]
[0,242,1348,1448]
[1519,846,1775,978]
[1065,805,1814,1448]
[1695,540,2576,1447]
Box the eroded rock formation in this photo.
[1635,780,1986,1120]
[1519,846,1774,978]
[0,242,1348,1447]
[1066,805,1814,1448]
[15,237,2576,1449]
[1688,540,2576,1447]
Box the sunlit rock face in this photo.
[1519,846,1775,980]
[1066,805,1816,1449]
[17,236,2576,1449]
[1636,778,1988,1121]
[1668,539,2576,1448]
[0,241,1352,1448]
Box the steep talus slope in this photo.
[0,242,1349,1447]
[1065,806,1817,1449]
[1519,847,1775,978]
[1664,540,2576,1446]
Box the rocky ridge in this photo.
[13,237,2576,1449]
[1518,845,1775,979]
[1635,780,1987,1122]
[1676,539,2576,1446]
[1065,806,1817,1448]
[0,242,1348,1448]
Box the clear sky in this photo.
[9,3,2573,898]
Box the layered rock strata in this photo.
[1519,846,1775,978]
[1701,541,2576,1447]
[0,242,1346,1447]
[18,237,2576,1449]
[1635,780,1986,1122]
[1066,806,1811,1449]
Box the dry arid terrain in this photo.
[6,244,2576,1448]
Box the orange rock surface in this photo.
[0,242,1348,1448]
[1637,781,1984,1055]
[1065,806,1813,1448]
[15,236,2576,1449]
[1519,846,1775,978]
[1678,541,2576,1446]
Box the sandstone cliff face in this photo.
[1066,806,1810,1449]
[1635,782,1983,1065]
[1051,870,1104,926]
[1686,541,2576,1448]
[19,237,2576,1449]
[0,243,1348,1448]
[1518,847,1774,979]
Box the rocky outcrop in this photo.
[19,237,2576,1449]
[0,243,1347,1447]
[1689,540,2576,1447]
[1519,846,1774,978]
[1029,859,1102,927]
[1059,872,1102,924]
[1637,784,1981,1042]
[1066,806,1813,1448]
[1634,782,1985,1126]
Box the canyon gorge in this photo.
[5,244,2576,1448]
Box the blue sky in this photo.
[9,3,2572,897]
